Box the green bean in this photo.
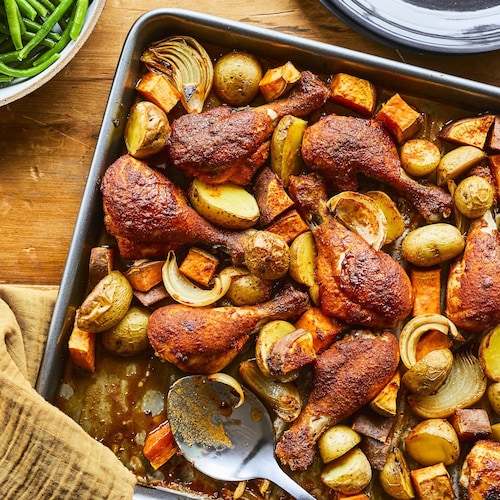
[15,0,37,21]
[23,18,61,41]
[0,51,59,77]
[24,0,48,18]
[5,0,23,50]
[17,0,73,60]
[69,0,87,41]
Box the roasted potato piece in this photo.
[259,61,301,102]
[411,463,455,500]
[380,447,415,500]
[454,175,494,219]
[439,114,495,149]
[492,422,500,441]
[400,138,441,177]
[401,223,465,267]
[124,101,170,158]
[225,267,273,306]
[289,231,316,288]
[270,114,307,187]
[265,209,309,244]
[213,50,263,106]
[405,418,460,466]
[77,270,133,333]
[101,306,151,356]
[244,230,289,280]
[401,349,454,396]
[179,247,220,288]
[479,324,500,382]
[488,154,500,201]
[320,448,372,494]
[68,319,96,372]
[188,178,260,230]
[124,259,164,292]
[449,408,491,441]
[375,93,423,144]
[488,382,500,415]
[254,167,294,226]
[318,425,362,464]
[88,246,115,291]
[436,145,486,186]
[365,190,405,245]
[136,71,181,114]
[329,72,377,116]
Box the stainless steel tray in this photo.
[36,8,500,500]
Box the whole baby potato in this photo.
[214,50,263,106]
[454,175,494,219]
[244,230,289,280]
[226,268,273,306]
[124,101,170,158]
[101,306,151,356]
[487,382,500,415]
[77,270,133,333]
[402,223,465,267]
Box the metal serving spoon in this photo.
[167,375,316,500]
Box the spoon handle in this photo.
[269,461,316,500]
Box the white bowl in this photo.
[0,0,107,107]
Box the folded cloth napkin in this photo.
[0,285,137,500]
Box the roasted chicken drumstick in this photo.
[275,330,399,471]
[147,283,309,373]
[446,210,500,333]
[289,173,413,328]
[167,71,330,185]
[301,115,453,222]
[101,155,250,263]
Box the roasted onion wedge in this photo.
[141,36,214,113]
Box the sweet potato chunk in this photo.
[450,408,491,441]
[136,71,181,114]
[254,167,294,226]
[295,306,346,353]
[124,260,164,292]
[68,318,96,372]
[376,93,423,144]
[179,247,220,287]
[88,246,115,291]
[259,61,301,102]
[265,208,309,244]
[488,115,500,151]
[329,72,377,116]
[439,114,494,149]
[369,369,401,417]
[410,266,441,316]
[411,463,455,500]
[488,154,500,202]
[143,420,178,470]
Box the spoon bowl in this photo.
[167,375,316,500]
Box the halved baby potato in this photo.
[188,178,260,229]
[479,324,500,382]
[318,425,362,464]
[365,190,405,244]
[289,231,316,287]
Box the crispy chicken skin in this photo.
[275,330,399,471]
[147,283,309,374]
[167,71,330,185]
[289,173,413,328]
[101,155,250,263]
[301,115,453,222]
[460,440,500,499]
[446,210,500,333]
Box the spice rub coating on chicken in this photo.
[101,155,250,263]
[147,283,309,374]
[275,330,399,471]
[289,173,413,328]
[446,210,500,333]
[301,114,453,222]
[167,71,330,185]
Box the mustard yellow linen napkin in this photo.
[0,285,137,499]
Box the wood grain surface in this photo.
[1,0,499,285]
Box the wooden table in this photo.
[1,0,499,285]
